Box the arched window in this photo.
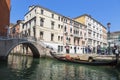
[40,18,44,27]
[40,31,43,39]
[64,26,67,32]
[51,33,54,41]
[51,21,55,29]
[70,27,72,33]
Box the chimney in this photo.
[29,5,35,11]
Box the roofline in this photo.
[24,5,86,27]
[111,31,120,34]
[24,5,67,18]
[74,14,107,29]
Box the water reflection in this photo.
[0,55,120,80]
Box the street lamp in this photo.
[107,22,111,55]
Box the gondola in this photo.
[50,51,118,66]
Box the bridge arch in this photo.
[0,39,50,61]
[7,41,40,58]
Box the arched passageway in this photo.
[7,42,40,58]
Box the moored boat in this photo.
[50,51,118,66]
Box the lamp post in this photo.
[107,23,111,55]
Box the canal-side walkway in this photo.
[55,53,120,61]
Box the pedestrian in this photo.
[97,45,101,55]
[112,45,119,61]
[85,47,87,54]
[74,46,76,53]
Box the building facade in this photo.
[0,0,10,37]
[20,5,88,54]
[14,5,107,54]
[74,14,107,50]
[10,20,24,38]
[110,31,120,47]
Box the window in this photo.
[74,30,75,34]
[58,36,60,41]
[22,24,24,29]
[58,46,60,52]
[58,24,60,29]
[61,17,63,22]
[28,28,30,36]
[80,31,82,35]
[77,31,79,35]
[51,21,55,29]
[64,26,67,32]
[93,32,95,37]
[70,20,72,25]
[29,22,31,27]
[58,16,60,21]
[61,36,63,41]
[34,19,36,26]
[51,33,54,41]
[29,14,31,17]
[88,23,91,26]
[77,39,79,45]
[40,31,43,39]
[68,38,71,43]
[25,30,27,36]
[52,14,54,18]
[84,33,86,37]
[97,33,99,37]
[61,46,63,51]
[61,25,63,29]
[66,19,67,23]
[41,9,44,14]
[35,9,36,13]
[74,39,75,44]
[100,34,101,38]
[33,27,35,37]
[80,25,82,29]
[40,18,44,27]
[70,28,72,33]
[26,16,28,20]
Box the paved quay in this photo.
[55,53,120,61]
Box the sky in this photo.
[10,0,120,32]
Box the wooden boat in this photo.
[50,51,118,66]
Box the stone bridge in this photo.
[0,38,52,61]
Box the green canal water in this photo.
[0,54,120,80]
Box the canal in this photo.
[0,54,120,80]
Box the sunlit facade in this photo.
[21,5,87,54]
[16,5,107,54]
[110,31,120,47]
[74,14,107,48]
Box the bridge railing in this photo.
[0,36,57,53]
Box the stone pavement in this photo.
[62,53,119,61]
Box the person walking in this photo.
[112,45,119,62]
[74,46,76,54]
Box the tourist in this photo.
[74,46,76,54]
[112,45,120,61]
[97,45,101,55]
[85,47,88,54]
